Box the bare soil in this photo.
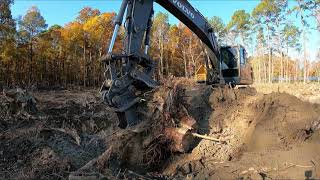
[254,83,320,104]
[1,82,320,179]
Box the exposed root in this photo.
[191,132,227,142]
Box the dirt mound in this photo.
[248,92,320,150]
[1,84,320,179]
[164,87,320,179]
[254,83,320,104]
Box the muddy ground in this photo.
[0,82,320,179]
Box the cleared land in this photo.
[0,81,320,179]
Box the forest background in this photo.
[0,0,319,88]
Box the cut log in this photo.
[165,127,194,153]
[165,115,197,152]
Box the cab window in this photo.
[240,48,246,65]
[221,48,237,69]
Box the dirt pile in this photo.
[164,87,320,179]
[1,82,320,179]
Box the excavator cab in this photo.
[220,46,253,86]
[196,46,253,86]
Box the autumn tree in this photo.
[2,2,319,88]
[18,6,47,84]
[167,25,184,76]
[33,25,63,86]
[180,25,204,77]
[0,0,16,86]
[83,12,115,86]
[77,7,101,23]
[151,12,170,79]
[0,0,15,46]
[253,27,267,83]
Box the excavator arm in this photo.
[157,0,226,82]
[156,0,219,61]
[101,0,228,128]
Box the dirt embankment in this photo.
[0,83,320,179]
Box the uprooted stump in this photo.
[71,79,202,176]
[0,88,38,132]
[2,88,38,115]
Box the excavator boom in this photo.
[156,0,219,60]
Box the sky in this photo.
[11,0,319,61]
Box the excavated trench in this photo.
[1,80,320,179]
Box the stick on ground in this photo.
[191,133,227,142]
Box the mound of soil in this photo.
[1,82,320,179]
[164,87,320,179]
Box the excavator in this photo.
[100,0,253,129]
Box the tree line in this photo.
[0,0,319,89]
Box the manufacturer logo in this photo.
[172,0,195,19]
